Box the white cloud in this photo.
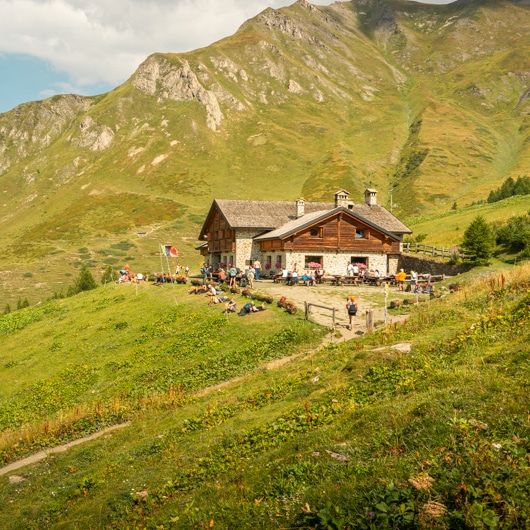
[0,0,452,92]
[0,0,333,88]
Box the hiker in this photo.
[229,265,238,287]
[246,267,255,288]
[346,296,358,330]
[209,294,229,307]
[238,302,256,316]
[223,297,237,313]
[395,269,407,291]
[253,259,262,281]
[217,267,227,283]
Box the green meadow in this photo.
[0,264,529,529]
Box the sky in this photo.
[0,0,453,114]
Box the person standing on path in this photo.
[253,259,262,281]
[346,296,358,330]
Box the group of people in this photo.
[116,264,144,284]
[221,298,266,316]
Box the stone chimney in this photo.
[334,189,350,208]
[296,197,305,218]
[364,188,377,207]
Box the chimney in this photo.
[364,188,377,207]
[296,197,305,218]
[334,189,350,208]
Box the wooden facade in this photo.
[202,208,236,254]
[258,211,400,255]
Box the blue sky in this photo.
[0,0,453,114]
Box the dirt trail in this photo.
[0,423,131,477]
[252,279,407,340]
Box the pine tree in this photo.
[461,215,495,265]
[73,266,97,294]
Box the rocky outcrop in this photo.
[0,95,92,172]
[133,56,224,131]
[77,116,114,151]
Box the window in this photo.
[351,257,368,269]
[355,229,364,239]
[276,255,283,268]
[305,255,323,270]
[309,227,323,237]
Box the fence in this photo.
[403,242,464,260]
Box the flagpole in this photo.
[164,248,175,288]
[159,243,165,284]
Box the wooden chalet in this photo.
[197,189,412,276]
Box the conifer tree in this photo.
[461,215,495,265]
[73,266,97,294]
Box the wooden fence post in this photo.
[366,309,373,331]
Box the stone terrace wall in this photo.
[398,255,470,277]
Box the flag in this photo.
[162,244,179,257]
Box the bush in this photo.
[101,265,119,285]
[496,213,530,256]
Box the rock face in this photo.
[77,116,114,151]
[133,56,223,131]
[0,95,92,172]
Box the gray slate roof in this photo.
[210,199,411,237]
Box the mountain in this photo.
[0,0,529,305]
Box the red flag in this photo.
[162,244,178,257]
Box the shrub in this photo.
[496,213,530,256]
[101,265,119,285]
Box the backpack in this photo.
[347,302,358,315]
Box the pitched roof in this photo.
[254,207,403,241]
[198,197,412,240]
[213,199,331,230]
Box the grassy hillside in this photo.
[405,194,530,249]
[0,0,529,307]
[1,264,529,528]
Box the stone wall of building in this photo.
[259,250,393,276]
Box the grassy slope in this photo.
[0,264,529,528]
[405,194,530,248]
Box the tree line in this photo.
[487,175,530,203]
